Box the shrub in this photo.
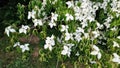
[4,0,120,67]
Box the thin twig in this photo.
[56,58,59,68]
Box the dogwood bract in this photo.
[91,45,102,59]
[65,13,74,21]
[13,42,20,47]
[5,26,16,37]
[20,43,29,52]
[113,41,119,48]
[33,19,43,26]
[44,35,55,51]
[61,43,74,57]
[112,53,120,64]
[19,25,30,34]
[28,10,36,19]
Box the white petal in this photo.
[24,43,29,46]
[113,53,120,58]
[64,46,68,50]
[28,12,31,19]
[51,35,54,39]
[93,45,99,51]
[22,49,25,52]
[67,52,71,57]
[91,51,98,55]
[117,36,120,39]
[112,58,119,63]
[13,42,20,47]
[19,29,23,33]
[61,50,67,55]
[6,30,10,37]
[44,44,49,49]
[113,41,119,47]
[20,45,24,49]
[10,29,16,32]
[49,46,52,51]
[90,60,96,64]
[51,40,55,46]
[65,32,70,41]
[75,52,80,56]
[97,52,102,59]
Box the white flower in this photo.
[92,30,100,38]
[84,33,89,39]
[28,10,36,19]
[44,35,55,51]
[20,43,29,52]
[75,51,80,56]
[51,13,58,21]
[90,59,96,64]
[44,44,53,51]
[111,0,120,14]
[73,27,84,42]
[91,45,102,59]
[65,32,73,41]
[60,25,69,32]
[81,22,88,28]
[111,27,117,31]
[97,52,102,60]
[5,26,16,37]
[33,19,43,26]
[57,37,62,43]
[74,32,82,42]
[76,27,84,33]
[87,16,95,22]
[61,46,70,56]
[19,25,30,34]
[112,53,120,64]
[61,43,74,57]
[117,36,120,39]
[13,42,20,47]
[42,0,47,6]
[66,1,74,8]
[65,13,74,21]
[52,0,57,4]
[96,22,103,29]
[48,21,56,28]
[113,41,119,47]
[104,22,110,28]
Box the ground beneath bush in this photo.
[0,37,79,68]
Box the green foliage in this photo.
[1,0,120,68]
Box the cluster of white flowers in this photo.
[44,35,55,51]
[13,42,29,52]
[111,0,120,16]
[73,0,97,28]
[28,10,44,27]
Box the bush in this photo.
[4,0,120,67]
